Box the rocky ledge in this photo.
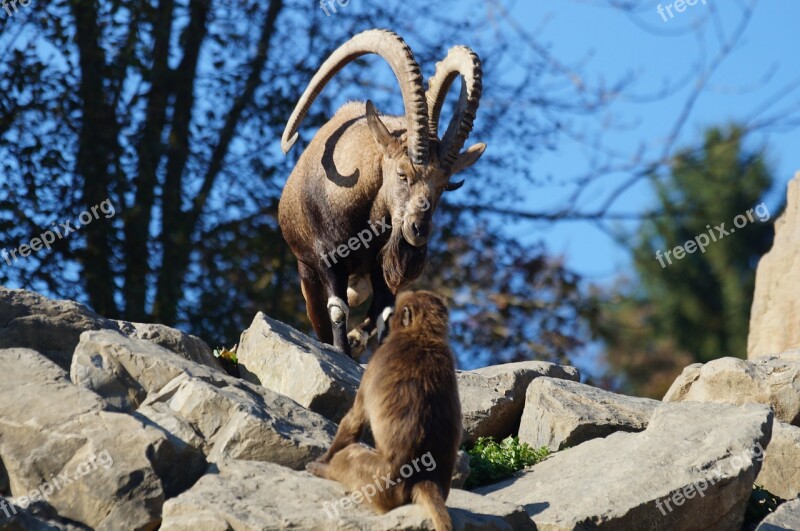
[1,284,799,530]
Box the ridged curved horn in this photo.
[281,29,429,164]
[425,46,482,169]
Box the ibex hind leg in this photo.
[298,261,333,345]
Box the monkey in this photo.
[306,290,461,531]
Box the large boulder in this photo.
[115,320,221,371]
[71,329,335,468]
[237,312,363,422]
[756,498,800,530]
[478,402,773,530]
[0,288,116,370]
[519,377,659,451]
[663,356,800,425]
[458,361,580,444]
[450,451,471,490]
[755,421,800,500]
[0,496,84,530]
[136,402,207,457]
[0,287,220,372]
[749,172,800,360]
[160,459,534,530]
[0,348,204,530]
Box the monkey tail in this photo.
[411,480,452,531]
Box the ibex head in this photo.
[281,29,485,249]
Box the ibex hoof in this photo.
[347,328,369,357]
[327,297,349,326]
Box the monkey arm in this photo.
[318,392,367,463]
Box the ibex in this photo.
[278,29,484,357]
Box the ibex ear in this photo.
[366,100,394,153]
[450,143,486,175]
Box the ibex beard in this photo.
[380,221,428,294]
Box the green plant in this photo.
[213,345,238,365]
[464,436,550,489]
[213,345,240,377]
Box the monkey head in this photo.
[391,290,449,336]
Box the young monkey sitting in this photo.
[307,290,461,531]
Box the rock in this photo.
[0,461,8,495]
[0,288,116,370]
[115,320,222,371]
[451,451,471,490]
[161,459,534,530]
[134,412,207,499]
[0,348,203,530]
[72,329,336,468]
[756,498,800,530]
[137,402,207,455]
[756,421,800,500]
[0,496,86,530]
[237,312,363,422]
[779,350,800,363]
[663,356,800,425]
[519,377,659,451]
[478,402,773,530]
[458,361,580,444]
[749,173,800,360]
[0,288,221,372]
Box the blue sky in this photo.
[498,1,800,281]
[2,0,796,377]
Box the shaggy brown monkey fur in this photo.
[307,290,461,531]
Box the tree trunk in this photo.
[71,0,119,318]
[122,0,176,321]
[153,0,284,324]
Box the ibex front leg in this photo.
[319,265,351,356]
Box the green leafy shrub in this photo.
[464,436,550,489]
[213,346,238,364]
[213,345,239,377]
